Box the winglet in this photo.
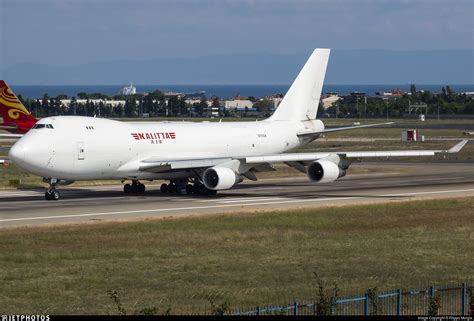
[447,140,468,153]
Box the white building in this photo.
[58,99,127,107]
[184,99,215,107]
[224,97,253,110]
[122,83,137,96]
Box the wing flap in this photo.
[139,157,234,172]
[247,153,332,163]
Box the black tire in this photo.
[169,184,178,194]
[138,183,145,194]
[124,183,131,193]
[45,191,52,200]
[186,184,193,195]
[160,184,169,193]
[51,190,60,201]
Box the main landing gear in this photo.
[45,178,60,201]
[160,180,217,196]
[123,180,146,194]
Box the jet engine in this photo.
[203,166,243,190]
[307,160,346,183]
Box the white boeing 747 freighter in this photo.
[8,48,467,200]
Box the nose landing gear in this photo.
[45,178,60,201]
[123,180,146,194]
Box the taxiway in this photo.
[0,162,473,228]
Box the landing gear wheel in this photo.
[160,183,169,194]
[168,184,178,194]
[44,178,61,201]
[125,181,146,194]
[45,189,60,201]
[192,183,217,196]
[51,189,60,200]
[186,184,193,195]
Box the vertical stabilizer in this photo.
[0,80,36,123]
[269,48,330,121]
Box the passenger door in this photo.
[77,142,85,160]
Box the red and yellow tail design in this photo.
[0,80,36,123]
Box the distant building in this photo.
[265,94,284,109]
[184,92,207,105]
[462,92,474,98]
[57,99,127,107]
[376,88,406,99]
[350,91,366,98]
[122,82,136,96]
[224,96,253,110]
[164,92,185,99]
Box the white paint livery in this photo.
[8,48,468,200]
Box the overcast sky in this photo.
[1,0,473,66]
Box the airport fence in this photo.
[229,282,471,316]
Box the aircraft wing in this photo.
[297,122,394,137]
[246,140,468,163]
[132,140,467,174]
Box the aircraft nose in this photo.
[8,142,26,165]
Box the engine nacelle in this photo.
[307,160,346,183]
[203,166,243,190]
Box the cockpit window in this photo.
[33,124,54,129]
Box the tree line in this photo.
[17,90,224,118]
[330,85,474,118]
[15,85,474,119]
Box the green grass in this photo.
[0,197,472,314]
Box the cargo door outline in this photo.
[77,142,85,160]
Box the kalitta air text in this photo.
[131,132,176,144]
